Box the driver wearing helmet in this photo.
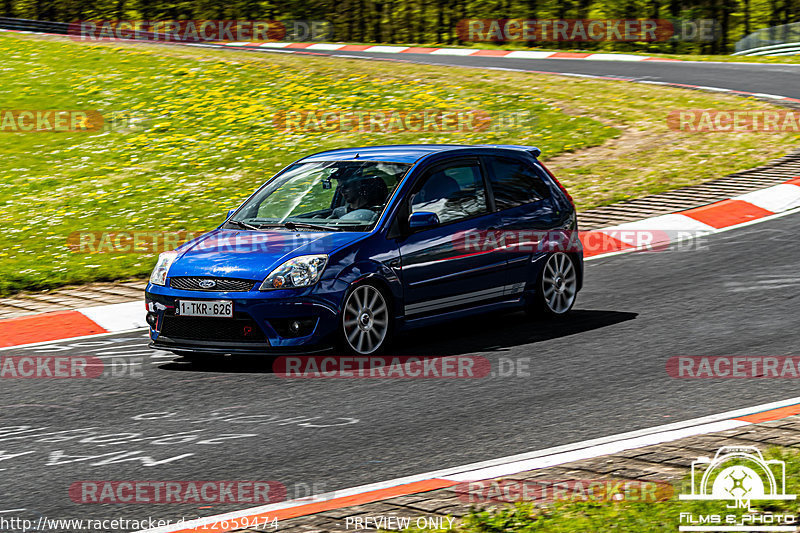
[330,176,388,221]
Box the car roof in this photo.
[299,144,541,164]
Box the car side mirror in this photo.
[226,209,236,220]
[408,211,440,231]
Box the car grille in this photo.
[169,277,256,292]
[160,315,267,343]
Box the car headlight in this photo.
[260,254,328,291]
[149,251,178,286]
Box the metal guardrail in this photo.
[0,17,69,34]
[735,21,800,55]
[733,42,800,56]
[0,17,208,43]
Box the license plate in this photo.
[176,300,233,318]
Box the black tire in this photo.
[338,282,392,355]
[526,252,578,318]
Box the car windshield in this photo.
[229,160,411,231]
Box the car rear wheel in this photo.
[340,283,391,355]
[528,252,578,317]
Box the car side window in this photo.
[411,161,488,225]
[486,157,551,211]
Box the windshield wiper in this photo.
[243,221,353,232]
[250,221,342,232]
[282,221,342,232]
[227,220,261,231]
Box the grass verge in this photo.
[400,447,800,532]
[0,33,797,295]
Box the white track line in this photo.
[364,45,408,53]
[429,48,478,56]
[735,184,800,213]
[446,420,748,482]
[79,301,146,331]
[0,328,148,351]
[375,58,800,103]
[505,51,555,59]
[585,206,800,261]
[305,43,345,51]
[140,394,800,533]
[582,53,644,61]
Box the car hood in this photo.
[167,229,364,280]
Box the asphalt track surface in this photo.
[273,48,800,100]
[3,48,800,528]
[2,209,799,529]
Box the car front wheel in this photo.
[340,283,391,355]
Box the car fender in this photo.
[332,258,403,318]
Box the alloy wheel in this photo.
[342,284,389,354]
[542,253,577,315]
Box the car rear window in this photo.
[486,157,551,210]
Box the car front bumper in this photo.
[145,283,343,354]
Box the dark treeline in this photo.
[2,0,799,53]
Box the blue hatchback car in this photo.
[146,144,583,356]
